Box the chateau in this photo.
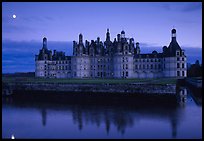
[35,28,187,78]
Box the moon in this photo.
[12,15,16,19]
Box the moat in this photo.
[2,86,202,139]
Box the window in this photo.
[182,63,184,68]
[135,65,138,69]
[182,58,184,61]
[147,65,149,69]
[177,71,180,76]
[158,64,161,69]
[126,64,128,69]
[151,64,153,69]
[126,71,128,77]
[143,65,145,69]
[177,51,180,56]
[177,57,180,61]
[182,71,185,76]
[177,63,180,68]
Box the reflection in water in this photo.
[2,86,202,139]
[72,105,136,135]
[177,87,188,107]
[4,98,182,138]
[41,108,47,126]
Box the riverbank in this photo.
[2,77,178,96]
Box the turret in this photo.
[121,30,125,38]
[171,28,176,42]
[129,38,135,53]
[117,34,121,42]
[73,41,78,56]
[106,28,110,41]
[135,42,140,54]
[79,33,83,44]
[78,34,84,55]
[43,37,47,50]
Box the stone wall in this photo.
[4,82,176,96]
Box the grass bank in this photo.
[2,76,178,85]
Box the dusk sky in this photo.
[2,2,202,73]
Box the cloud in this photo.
[2,40,202,73]
[3,24,37,34]
[181,3,202,12]
[2,40,73,73]
[22,16,54,22]
[161,2,202,12]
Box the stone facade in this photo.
[35,28,187,78]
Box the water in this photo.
[2,87,202,139]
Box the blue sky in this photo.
[2,2,202,73]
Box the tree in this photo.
[187,60,202,77]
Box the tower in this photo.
[135,42,140,54]
[78,33,84,55]
[79,33,83,44]
[121,30,125,38]
[43,37,47,50]
[106,28,110,41]
[172,28,176,39]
